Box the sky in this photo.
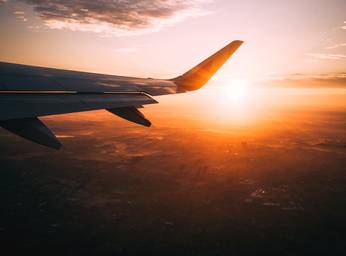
[1,5,346,252]
[0,0,345,87]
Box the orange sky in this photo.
[0,0,345,125]
[0,0,345,83]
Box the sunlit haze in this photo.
[0,0,345,129]
[1,1,346,255]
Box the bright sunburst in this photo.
[228,79,249,103]
[199,79,257,124]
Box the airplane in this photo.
[0,40,243,149]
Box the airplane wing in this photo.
[0,40,243,149]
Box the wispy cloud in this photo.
[114,47,139,53]
[307,53,346,60]
[342,21,346,30]
[14,10,27,22]
[260,73,346,88]
[326,43,346,49]
[18,0,212,36]
[27,24,42,32]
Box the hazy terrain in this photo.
[0,88,345,255]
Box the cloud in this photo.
[14,10,27,22]
[18,0,212,36]
[114,47,139,53]
[27,24,42,32]
[342,21,346,30]
[260,73,346,88]
[326,43,346,49]
[307,53,346,60]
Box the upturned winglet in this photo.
[172,40,243,91]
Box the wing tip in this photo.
[231,40,244,45]
[173,39,244,91]
[224,40,244,53]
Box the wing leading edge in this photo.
[0,40,243,148]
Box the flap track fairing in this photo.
[0,117,61,149]
[107,107,151,127]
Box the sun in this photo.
[216,79,249,104]
[228,79,249,102]
[200,78,260,124]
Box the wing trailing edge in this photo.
[0,91,157,120]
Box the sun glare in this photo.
[215,79,249,106]
[199,79,258,125]
[228,79,248,103]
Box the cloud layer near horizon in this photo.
[18,0,210,35]
[260,73,346,88]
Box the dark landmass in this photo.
[0,107,345,255]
